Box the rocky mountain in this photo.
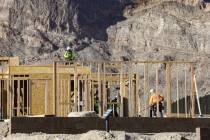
[0,0,133,63]
[0,0,209,64]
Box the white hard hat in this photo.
[66,46,71,51]
[150,89,155,93]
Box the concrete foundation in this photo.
[11,117,210,134]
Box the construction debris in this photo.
[68,111,98,117]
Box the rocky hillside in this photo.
[0,0,133,63]
[0,0,209,64]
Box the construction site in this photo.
[1,0,210,139]
[0,57,208,140]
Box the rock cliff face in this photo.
[0,0,210,64]
[107,1,210,61]
[0,0,132,63]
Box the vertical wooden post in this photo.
[89,63,94,111]
[11,79,14,117]
[98,63,102,116]
[74,64,78,112]
[45,80,48,115]
[23,78,25,116]
[156,64,160,117]
[128,62,132,117]
[67,78,70,114]
[176,65,179,118]
[82,78,85,111]
[144,63,149,117]
[53,61,57,115]
[166,63,172,117]
[120,62,124,117]
[131,64,135,117]
[17,80,20,116]
[103,63,107,112]
[1,79,5,118]
[27,79,29,116]
[0,80,2,119]
[136,65,140,117]
[64,79,67,116]
[191,64,195,118]
[78,77,81,112]
[7,79,10,118]
[60,80,63,116]
[87,76,91,111]
[84,75,88,111]
[184,65,187,118]
[29,79,32,115]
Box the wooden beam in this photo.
[60,79,62,116]
[176,65,179,118]
[128,62,132,117]
[45,80,48,115]
[7,79,10,118]
[64,79,67,116]
[27,79,29,116]
[144,63,149,117]
[53,61,57,115]
[136,69,140,117]
[166,63,172,117]
[0,80,2,119]
[120,63,124,117]
[191,64,195,118]
[184,65,187,118]
[11,79,14,117]
[84,75,88,111]
[74,64,78,112]
[67,78,70,114]
[78,76,81,112]
[103,63,107,113]
[17,80,20,116]
[23,78,25,116]
[98,63,102,116]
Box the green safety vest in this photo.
[64,51,75,60]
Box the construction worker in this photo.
[64,46,75,61]
[149,89,164,117]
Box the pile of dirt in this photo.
[0,121,9,138]
[68,111,98,117]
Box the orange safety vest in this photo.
[149,94,164,106]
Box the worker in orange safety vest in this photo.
[149,89,165,117]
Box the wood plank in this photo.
[45,80,48,115]
[53,61,57,115]
[74,65,78,112]
[120,63,124,117]
[191,64,195,118]
[156,64,160,117]
[176,65,179,118]
[166,63,172,117]
[144,63,149,117]
[7,79,10,118]
[103,63,107,113]
[184,65,187,118]
[136,68,140,117]
[17,80,20,116]
[98,63,102,116]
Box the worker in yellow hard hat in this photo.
[149,89,164,117]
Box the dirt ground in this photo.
[4,131,196,140]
